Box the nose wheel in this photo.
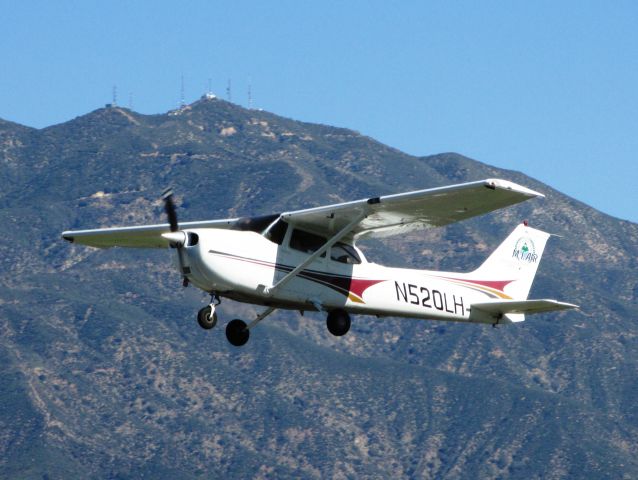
[197,304,218,330]
[197,294,220,330]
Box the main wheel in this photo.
[326,309,351,336]
[226,319,249,346]
[197,305,218,330]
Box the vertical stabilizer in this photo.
[471,223,551,301]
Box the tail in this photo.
[471,222,550,301]
[465,223,577,324]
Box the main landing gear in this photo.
[326,309,351,336]
[225,319,249,346]
[224,306,277,346]
[197,297,353,345]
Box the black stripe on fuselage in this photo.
[208,250,353,297]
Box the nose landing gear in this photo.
[197,294,220,330]
[197,305,218,330]
[196,294,276,347]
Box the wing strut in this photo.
[262,211,366,296]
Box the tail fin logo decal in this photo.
[513,237,538,263]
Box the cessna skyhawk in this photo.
[62,179,577,346]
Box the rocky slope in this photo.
[0,97,637,478]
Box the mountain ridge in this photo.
[1,97,637,478]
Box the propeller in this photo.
[161,188,190,286]
[163,187,179,232]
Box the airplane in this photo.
[62,178,577,347]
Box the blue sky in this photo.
[2,1,637,222]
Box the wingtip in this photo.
[546,299,580,310]
[484,179,544,198]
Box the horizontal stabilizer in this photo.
[470,299,578,324]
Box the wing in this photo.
[62,178,541,248]
[282,178,543,239]
[62,219,238,248]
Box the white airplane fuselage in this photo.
[62,178,577,346]
[180,228,507,324]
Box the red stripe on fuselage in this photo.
[208,250,384,302]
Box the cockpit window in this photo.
[290,229,326,256]
[330,243,361,264]
[264,218,287,245]
[289,228,360,264]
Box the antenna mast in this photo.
[226,79,232,102]
[248,76,252,109]
[180,74,185,108]
[112,85,117,106]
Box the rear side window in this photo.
[290,229,326,256]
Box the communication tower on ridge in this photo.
[204,78,216,100]
[226,79,232,102]
[180,74,185,108]
[248,77,252,109]
[112,85,117,107]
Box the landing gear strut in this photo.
[225,306,276,347]
[326,309,351,336]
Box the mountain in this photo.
[1,97,637,479]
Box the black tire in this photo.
[326,309,351,336]
[197,305,218,330]
[226,319,249,346]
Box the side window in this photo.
[290,229,326,256]
[330,243,361,265]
